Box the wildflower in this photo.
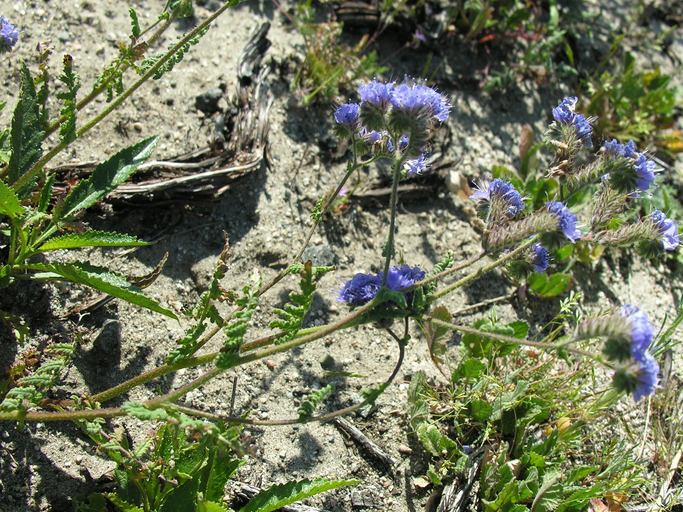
[404,154,428,176]
[612,352,659,402]
[358,80,394,109]
[359,128,382,144]
[545,201,581,242]
[603,139,637,159]
[619,304,653,361]
[552,96,593,147]
[386,134,409,153]
[634,154,656,191]
[633,353,659,401]
[334,103,360,126]
[338,265,425,306]
[0,16,18,52]
[649,210,679,250]
[470,178,524,218]
[338,273,381,306]
[390,82,450,123]
[381,265,426,290]
[531,243,550,272]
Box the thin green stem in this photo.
[14,0,239,192]
[432,236,538,300]
[381,158,404,286]
[427,318,612,367]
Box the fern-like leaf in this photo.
[216,272,261,369]
[298,383,335,420]
[7,64,44,192]
[57,54,80,144]
[129,8,142,38]
[269,262,333,344]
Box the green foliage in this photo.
[36,231,149,251]
[216,272,261,369]
[407,312,642,509]
[527,272,572,298]
[297,383,335,420]
[291,2,387,105]
[0,341,76,412]
[7,64,44,192]
[138,26,210,81]
[27,262,177,319]
[129,8,142,39]
[168,243,230,363]
[585,51,680,156]
[76,418,244,512]
[238,478,359,512]
[270,261,333,343]
[57,54,80,144]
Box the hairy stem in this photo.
[381,158,404,286]
[432,236,538,300]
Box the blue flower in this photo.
[650,210,679,251]
[338,265,425,306]
[633,352,659,401]
[603,139,637,158]
[390,82,450,122]
[404,154,428,176]
[338,273,381,306]
[382,265,426,290]
[619,304,653,362]
[470,179,524,218]
[0,16,18,52]
[531,243,550,272]
[634,153,656,191]
[358,80,394,108]
[545,201,581,242]
[552,96,593,147]
[387,134,409,153]
[334,103,360,126]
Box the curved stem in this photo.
[427,317,612,367]
[163,326,406,426]
[432,236,538,300]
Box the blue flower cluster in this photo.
[0,16,18,52]
[545,201,581,242]
[531,243,550,272]
[650,210,679,251]
[619,305,659,401]
[470,178,524,218]
[338,265,426,306]
[602,139,656,193]
[552,96,593,147]
[334,79,450,177]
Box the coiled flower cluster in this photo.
[0,16,18,52]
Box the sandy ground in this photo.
[0,1,682,511]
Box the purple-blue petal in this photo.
[545,201,581,242]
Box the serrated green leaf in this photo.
[203,457,243,502]
[0,179,24,218]
[27,261,177,319]
[37,230,149,252]
[198,502,229,512]
[57,54,80,144]
[239,479,358,512]
[53,136,158,222]
[298,383,335,420]
[104,494,144,512]
[38,173,55,213]
[416,423,459,457]
[7,64,44,190]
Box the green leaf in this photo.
[105,494,144,512]
[198,502,229,512]
[528,272,572,298]
[7,64,44,189]
[0,179,24,218]
[203,457,243,502]
[27,261,177,319]
[129,8,142,38]
[239,479,359,512]
[454,357,486,381]
[298,383,335,420]
[53,136,158,222]
[416,423,459,456]
[57,54,81,145]
[38,173,55,213]
[470,399,493,422]
[37,230,149,252]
